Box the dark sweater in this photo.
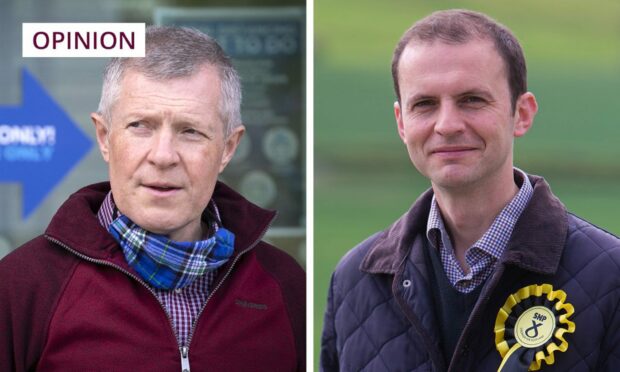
[426,241,484,365]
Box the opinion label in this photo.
[23,23,145,58]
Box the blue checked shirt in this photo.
[426,168,533,293]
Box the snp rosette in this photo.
[494,284,576,371]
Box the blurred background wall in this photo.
[0,0,306,267]
[314,0,620,364]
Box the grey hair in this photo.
[97,25,242,136]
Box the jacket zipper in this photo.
[180,346,190,372]
[45,218,273,372]
[46,236,183,369]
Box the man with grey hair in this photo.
[0,26,305,371]
[321,9,620,371]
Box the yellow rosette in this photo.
[494,284,575,371]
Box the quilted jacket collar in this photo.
[360,175,568,275]
[44,181,276,262]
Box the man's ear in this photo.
[513,92,538,137]
[219,125,245,173]
[91,112,110,163]
[394,101,407,143]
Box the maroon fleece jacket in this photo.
[0,182,305,371]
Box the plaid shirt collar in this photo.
[96,191,223,346]
[426,168,533,292]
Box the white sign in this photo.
[23,23,145,58]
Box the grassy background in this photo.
[314,0,620,366]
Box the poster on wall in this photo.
[155,7,305,259]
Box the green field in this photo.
[314,0,620,367]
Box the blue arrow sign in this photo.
[0,68,92,219]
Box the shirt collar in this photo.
[426,167,533,259]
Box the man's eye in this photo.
[462,96,486,105]
[182,128,208,139]
[412,100,436,110]
[126,122,152,135]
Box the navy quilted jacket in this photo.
[321,176,620,371]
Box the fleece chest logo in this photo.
[494,284,575,372]
[235,299,268,310]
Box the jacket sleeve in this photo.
[0,237,79,372]
[0,263,16,372]
[320,272,339,372]
[253,243,306,372]
[598,294,620,370]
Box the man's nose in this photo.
[434,102,465,136]
[147,130,180,168]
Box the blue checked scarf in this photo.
[108,214,235,290]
